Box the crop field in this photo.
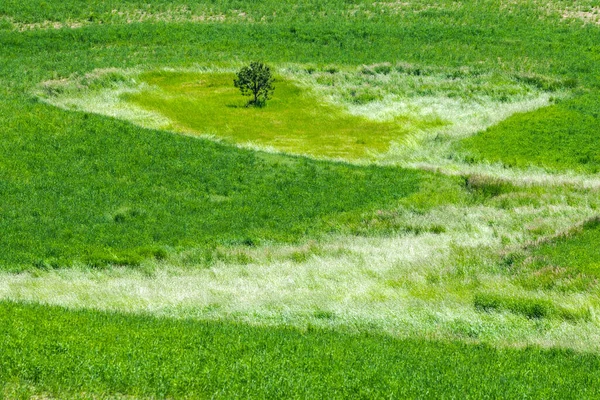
[1,0,600,398]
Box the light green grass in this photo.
[126,70,419,160]
[39,65,555,162]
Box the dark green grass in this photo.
[460,93,600,173]
[506,218,600,291]
[533,218,600,276]
[1,301,599,399]
[474,292,590,321]
[0,99,456,270]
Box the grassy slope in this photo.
[2,301,600,399]
[126,71,419,160]
[0,99,443,270]
[1,0,600,396]
[461,93,600,173]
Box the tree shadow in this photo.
[226,101,266,109]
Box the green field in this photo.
[2,0,600,397]
[2,301,600,399]
[461,93,600,173]
[126,71,419,160]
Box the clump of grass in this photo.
[463,174,516,199]
[510,216,600,291]
[474,293,551,319]
[373,63,392,75]
[474,292,590,321]
[513,73,578,92]
[81,246,168,269]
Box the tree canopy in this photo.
[234,62,275,107]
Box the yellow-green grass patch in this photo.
[123,71,432,160]
[38,65,556,164]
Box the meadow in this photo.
[2,0,600,397]
[2,301,600,399]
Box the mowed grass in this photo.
[126,71,427,160]
[460,93,600,173]
[2,301,600,399]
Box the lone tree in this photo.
[234,61,275,107]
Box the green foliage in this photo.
[2,301,600,399]
[234,61,275,107]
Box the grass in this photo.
[1,99,459,270]
[2,182,599,352]
[473,292,591,321]
[532,217,600,277]
[509,217,600,292]
[461,93,600,173]
[2,0,600,396]
[40,66,554,162]
[2,301,600,399]
[126,71,417,160]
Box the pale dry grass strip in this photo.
[5,6,253,32]
[1,199,598,351]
